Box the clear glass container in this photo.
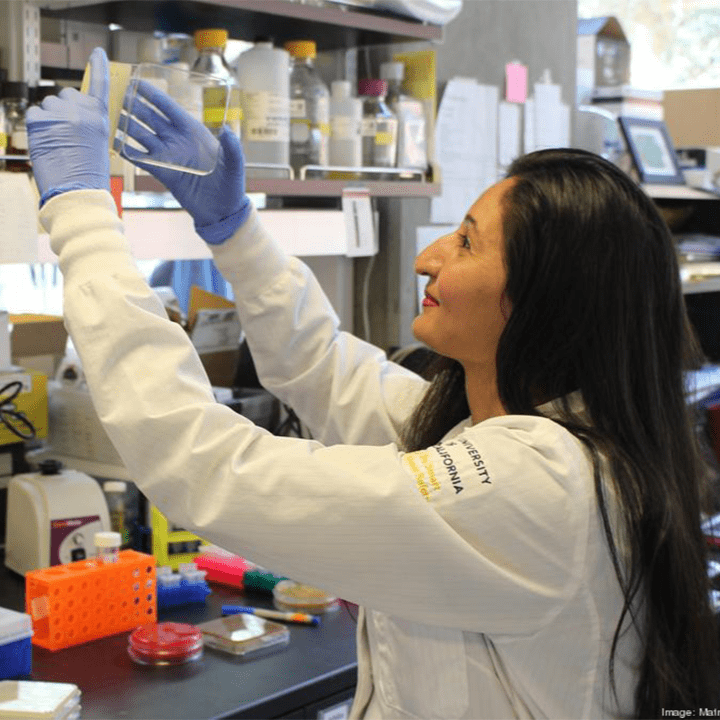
[103,480,130,548]
[285,40,329,173]
[2,81,31,173]
[358,79,398,169]
[191,29,241,138]
[379,61,427,170]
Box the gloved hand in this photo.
[119,80,251,244]
[27,47,110,206]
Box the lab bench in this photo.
[0,554,358,719]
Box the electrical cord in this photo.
[274,404,310,439]
[0,380,36,440]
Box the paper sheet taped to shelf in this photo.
[0,173,39,263]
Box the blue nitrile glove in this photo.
[27,47,110,206]
[118,80,251,245]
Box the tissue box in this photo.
[0,608,32,680]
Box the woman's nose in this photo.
[414,235,447,276]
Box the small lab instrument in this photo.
[221,605,320,626]
[4,460,111,575]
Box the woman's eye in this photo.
[459,234,470,248]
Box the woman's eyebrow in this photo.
[462,215,477,230]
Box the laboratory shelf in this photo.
[38,0,444,48]
[134,173,440,198]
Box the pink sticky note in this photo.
[505,62,528,103]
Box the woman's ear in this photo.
[500,290,512,321]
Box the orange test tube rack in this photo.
[25,550,157,651]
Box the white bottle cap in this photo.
[103,481,127,493]
[380,61,404,81]
[94,531,122,548]
[332,80,352,99]
[139,36,165,64]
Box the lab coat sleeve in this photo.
[209,207,427,446]
[42,190,591,635]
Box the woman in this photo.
[27,48,717,718]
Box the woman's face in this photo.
[412,178,513,371]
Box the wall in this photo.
[360,0,578,351]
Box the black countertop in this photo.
[1,559,358,719]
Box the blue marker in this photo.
[221,604,320,626]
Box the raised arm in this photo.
[115,62,426,445]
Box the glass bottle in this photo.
[285,40,329,174]
[379,61,427,170]
[191,29,242,138]
[358,79,398,169]
[2,81,31,173]
[104,480,131,548]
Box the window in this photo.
[0,260,162,316]
[579,0,720,89]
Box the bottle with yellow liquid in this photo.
[285,40,329,175]
[191,29,242,139]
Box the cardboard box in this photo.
[0,369,48,446]
[577,17,630,104]
[663,88,720,148]
[9,314,68,378]
[187,287,241,388]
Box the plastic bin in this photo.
[0,608,32,679]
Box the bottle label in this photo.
[290,99,307,118]
[11,130,28,151]
[243,91,290,143]
[203,87,242,136]
[0,132,6,153]
[374,118,398,146]
[331,116,361,140]
[361,118,376,137]
[291,118,311,142]
[316,96,330,125]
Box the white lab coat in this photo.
[41,190,639,719]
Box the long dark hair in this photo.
[402,149,718,717]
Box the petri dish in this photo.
[117,63,231,176]
[197,613,289,657]
[82,60,231,176]
[127,621,203,666]
[272,580,339,613]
